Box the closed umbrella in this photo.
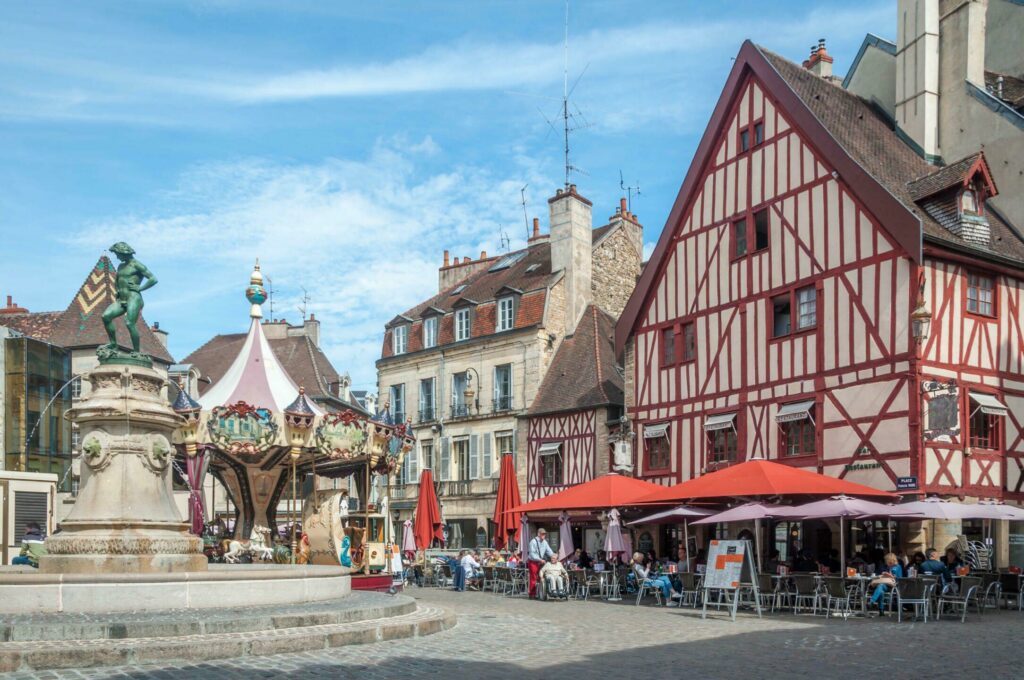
[401,519,416,555]
[604,509,628,558]
[557,511,574,560]
[413,469,444,550]
[773,496,924,576]
[519,513,530,558]
[492,453,523,550]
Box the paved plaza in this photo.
[5,586,1021,679]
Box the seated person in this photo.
[920,548,954,591]
[507,551,521,567]
[631,551,673,604]
[539,555,570,598]
[819,549,840,575]
[942,548,963,574]
[461,550,483,590]
[792,549,818,573]
[577,549,593,570]
[868,552,904,614]
[12,521,46,568]
[764,548,781,575]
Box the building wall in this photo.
[984,0,1024,76]
[626,75,917,492]
[592,222,644,320]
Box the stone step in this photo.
[0,604,454,672]
[0,591,413,642]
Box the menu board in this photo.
[703,540,747,590]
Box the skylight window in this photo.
[525,263,541,273]
[488,251,527,272]
[450,284,467,296]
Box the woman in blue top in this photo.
[869,552,904,614]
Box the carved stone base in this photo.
[41,526,207,574]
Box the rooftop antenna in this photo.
[619,170,641,212]
[298,286,310,321]
[499,227,511,254]
[520,184,530,241]
[265,274,275,322]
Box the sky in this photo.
[0,0,895,393]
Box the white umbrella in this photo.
[604,509,628,558]
[401,519,416,554]
[557,511,574,560]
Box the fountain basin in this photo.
[0,564,350,614]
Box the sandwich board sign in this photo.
[701,539,761,621]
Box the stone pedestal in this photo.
[40,364,206,574]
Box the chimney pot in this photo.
[443,250,450,267]
[556,188,563,196]
[620,197,627,213]
[570,184,577,193]
[532,217,540,238]
[5,295,11,306]
[480,250,487,259]
[454,256,460,265]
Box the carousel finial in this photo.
[246,259,268,319]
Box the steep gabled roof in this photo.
[616,40,1024,351]
[529,305,622,417]
[5,256,174,363]
[907,152,995,202]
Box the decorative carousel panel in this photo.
[315,410,370,460]
[208,401,279,462]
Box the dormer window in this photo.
[960,188,980,215]
[392,325,408,355]
[497,296,515,332]
[455,308,471,341]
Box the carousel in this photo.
[171,262,413,573]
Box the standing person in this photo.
[527,528,554,599]
[12,522,46,568]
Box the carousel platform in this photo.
[0,590,454,672]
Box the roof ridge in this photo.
[591,306,609,404]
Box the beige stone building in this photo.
[843,0,1023,224]
[376,187,642,547]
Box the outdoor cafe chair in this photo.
[508,566,528,597]
[756,573,780,613]
[791,574,821,615]
[635,577,664,607]
[893,577,934,623]
[481,566,495,592]
[821,577,855,619]
[937,576,983,623]
[675,572,701,608]
[978,572,1002,610]
[998,573,1022,611]
[491,566,507,594]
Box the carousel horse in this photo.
[223,525,275,563]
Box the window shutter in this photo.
[483,434,493,478]
[440,437,450,481]
[469,435,479,480]
[14,491,48,544]
[409,445,419,481]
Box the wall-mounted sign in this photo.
[896,476,918,491]
[844,462,881,471]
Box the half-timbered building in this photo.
[616,39,1024,562]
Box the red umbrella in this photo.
[414,468,444,550]
[508,473,663,514]
[638,459,895,504]
[492,453,522,550]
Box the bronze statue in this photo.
[99,242,157,360]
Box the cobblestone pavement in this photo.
[5,587,1022,679]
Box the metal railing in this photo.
[450,403,470,418]
[493,395,513,412]
[418,407,435,422]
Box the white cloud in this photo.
[64,138,555,389]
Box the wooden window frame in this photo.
[660,321,696,367]
[736,117,765,156]
[731,207,770,262]
[778,402,817,459]
[496,296,516,332]
[644,426,672,472]
[454,308,472,341]
[966,389,1003,452]
[392,325,408,355]
[660,325,676,368]
[731,216,748,260]
[422,316,438,348]
[964,270,997,320]
[769,284,818,341]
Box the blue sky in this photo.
[1,0,893,392]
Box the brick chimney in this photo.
[802,38,834,78]
[438,250,497,292]
[303,313,321,347]
[150,321,169,348]
[528,217,549,244]
[0,295,29,315]
[549,184,593,335]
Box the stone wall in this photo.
[591,222,643,320]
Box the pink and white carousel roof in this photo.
[198,262,325,416]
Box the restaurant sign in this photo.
[896,476,918,491]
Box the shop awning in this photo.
[969,392,1008,417]
[775,399,815,423]
[643,422,670,439]
[537,442,562,456]
[703,413,736,431]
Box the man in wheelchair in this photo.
[539,554,570,600]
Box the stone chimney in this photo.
[303,313,321,347]
[802,38,834,78]
[0,295,29,315]
[549,184,593,335]
[897,0,941,160]
[150,321,169,348]
[528,217,549,244]
[438,251,495,292]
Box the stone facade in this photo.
[591,211,643,320]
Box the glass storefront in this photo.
[3,336,72,489]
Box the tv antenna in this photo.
[620,170,641,212]
[520,184,530,241]
[265,274,275,322]
[298,286,310,321]
[499,227,511,253]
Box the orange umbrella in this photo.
[414,468,444,550]
[492,453,522,550]
[637,459,895,504]
[508,473,663,513]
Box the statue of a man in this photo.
[101,242,157,354]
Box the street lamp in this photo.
[911,297,932,343]
[463,367,481,414]
[284,387,316,564]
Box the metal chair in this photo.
[756,573,780,613]
[675,572,702,608]
[481,566,495,592]
[791,574,821,615]
[978,572,1002,610]
[998,572,1022,611]
[893,577,933,623]
[635,576,665,606]
[937,576,983,622]
[507,566,527,597]
[821,577,855,619]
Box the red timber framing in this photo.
[526,410,597,501]
[616,41,1024,501]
